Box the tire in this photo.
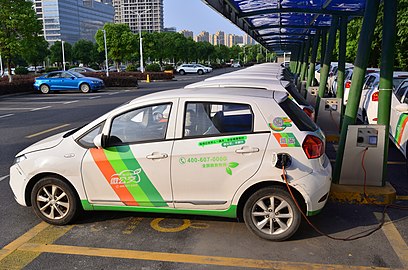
[243,187,301,241]
[31,177,80,225]
[197,69,204,75]
[80,83,91,93]
[179,70,185,75]
[40,84,50,94]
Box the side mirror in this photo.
[71,77,75,80]
[93,134,104,149]
[395,103,408,113]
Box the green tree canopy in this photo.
[50,41,72,67]
[73,39,95,65]
[95,23,137,69]
[0,0,43,81]
[21,36,49,71]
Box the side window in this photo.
[109,103,171,145]
[184,102,253,137]
[395,82,408,101]
[77,122,104,148]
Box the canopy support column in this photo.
[320,29,327,64]
[300,39,311,81]
[296,42,305,76]
[307,30,321,89]
[333,0,381,183]
[316,15,339,116]
[337,16,348,122]
[377,0,398,185]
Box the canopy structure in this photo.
[203,0,366,51]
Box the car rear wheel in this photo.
[179,70,185,75]
[197,69,204,75]
[80,83,91,93]
[31,177,80,225]
[40,84,50,94]
[243,187,301,241]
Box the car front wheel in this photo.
[80,83,91,93]
[40,84,50,94]
[243,187,301,241]
[197,69,204,75]
[31,177,80,225]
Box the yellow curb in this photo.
[329,182,396,205]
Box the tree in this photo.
[0,0,43,82]
[73,39,95,66]
[21,36,49,72]
[50,41,72,67]
[95,23,137,70]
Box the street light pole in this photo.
[61,40,66,71]
[132,9,151,73]
[102,29,109,77]
[0,54,3,76]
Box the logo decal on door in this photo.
[90,146,168,207]
[110,169,142,185]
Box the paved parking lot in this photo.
[0,70,407,269]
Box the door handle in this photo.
[235,146,260,154]
[146,152,168,160]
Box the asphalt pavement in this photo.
[0,68,407,270]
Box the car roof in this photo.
[185,78,289,90]
[128,87,287,104]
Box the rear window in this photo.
[285,83,309,106]
[279,98,318,132]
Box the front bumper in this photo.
[9,164,28,206]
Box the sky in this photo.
[163,0,245,36]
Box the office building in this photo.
[180,30,193,39]
[114,0,163,33]
[33,0,115,44]
[194,31,210,43]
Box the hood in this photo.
[17,131,66,156]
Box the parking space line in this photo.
[0,224,74,269]
[30,106,52,112]
[108,92,119,95]
[26,124,70,138]
[0,114,14,119]
[17,243,394,270]
[0,108,37,111]
[0,175,9,182]
[89,96,101,99]
[0,222,49,261]
[63,100,79,105]
[374,213,408,268]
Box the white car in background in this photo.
[176,64,207,75]
[10,87,331,241]
[359,71,408,124]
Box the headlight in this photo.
[13,155,27,165]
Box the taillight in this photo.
[303,107,315,121]
[345,81,351,89]
[372,91,379,101]
[302,135,324,159]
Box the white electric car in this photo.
[10,88,331,241]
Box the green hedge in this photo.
[0,76,35,95]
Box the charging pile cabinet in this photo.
[316,98,341,134]
[339,125,386,187]
[306,87,319,107]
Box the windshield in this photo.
[70,71,85,78]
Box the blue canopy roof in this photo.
[203,0,366,51]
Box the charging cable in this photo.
[282,164,393,241]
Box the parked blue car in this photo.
[34,71,104,94]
